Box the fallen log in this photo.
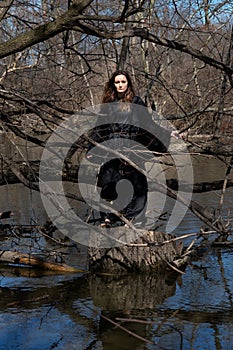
[0,250,86,273]
[1,160,233,194]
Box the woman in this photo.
[88,70,171,227]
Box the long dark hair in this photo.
[102,70,136,103]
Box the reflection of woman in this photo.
[88,70,171,227]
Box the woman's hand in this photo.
[171,130,180,139]
[171,130,188,140]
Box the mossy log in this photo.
[88,230,184,274]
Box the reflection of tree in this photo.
[89,273,177,310]
[216,250,233,308]
[1,257,233,348]
[0,270,179,348]
[0,272,88,309]
[0,270,177,312]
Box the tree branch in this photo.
[75,25,233,78]
[0,3,232,81]
[0,0,94,59]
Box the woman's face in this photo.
[114,74,128,94]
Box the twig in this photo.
[125,230,211,247]
[100,314,155,345]
[115,316,183,349]
[153,248,186,275]
[219,156,233,209]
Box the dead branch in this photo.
[0,0,13,22]
[100,314,154,346]
[219,156,233,209]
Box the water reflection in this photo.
[1,245,233,350]
[0,155,233,349]
[156,248,233,350]
[0,270,179,350]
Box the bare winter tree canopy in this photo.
[0,0,232,130]
[0,0,233,189]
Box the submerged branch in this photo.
[100,314,154,345]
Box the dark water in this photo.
[0,155,233,350]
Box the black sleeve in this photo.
[133,96,171,153]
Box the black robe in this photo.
[87,96,171,226]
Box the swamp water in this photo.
[0,155,233,350]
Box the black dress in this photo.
[87,96,171,226]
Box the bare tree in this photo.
[0,1,233,265]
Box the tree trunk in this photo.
[88,230,184,274]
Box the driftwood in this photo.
[0,250,86,273]
[88,230,186,274]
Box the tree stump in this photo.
[88,230,183,274]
